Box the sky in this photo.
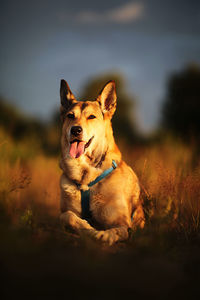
[1,0,200,132]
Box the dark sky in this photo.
[1,0,200,132]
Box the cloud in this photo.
[106,2,144,23]
[58,2,144,24]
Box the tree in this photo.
[80,72,138,143]
[0,97,46,141]
[162,64,200,141]
[0,97,60,155]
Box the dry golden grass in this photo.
[1,128,200,299]
[121,139,200,238]
[0,128,61,236]
[0,127,200,242]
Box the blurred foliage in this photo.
[80,72,139,143]
[1,64,200,159]
[0,99,46,140]
[162,63,200,141]
[0,97,61,155]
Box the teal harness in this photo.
[80,160,117,220]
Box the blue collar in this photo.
[81,160,117,220]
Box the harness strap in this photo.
[88,160,117,187]
[81,160,117,220]
[81,189,92,219]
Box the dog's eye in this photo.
[88,115,96,120]
[67,113,75,119]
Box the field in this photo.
[1,127,200,299]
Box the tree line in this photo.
[1,63,200,155]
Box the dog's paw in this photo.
[94,229,119,246]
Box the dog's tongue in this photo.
[69,141,85,158]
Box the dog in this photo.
[59,79,145,245]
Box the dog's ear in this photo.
[97,81,117,119]
[60,79,76,109]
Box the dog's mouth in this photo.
[69,136,94,159]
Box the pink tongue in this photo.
[69,141,85,158]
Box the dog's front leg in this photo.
[60,210,96,234]
[60,211,128,245]
[94,204,145,245]
[131,204,145,229]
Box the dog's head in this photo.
[60,80,117,159]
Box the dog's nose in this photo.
[71,126,83,136]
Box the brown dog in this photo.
[59,79,145,245]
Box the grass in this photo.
[1,128,200,299]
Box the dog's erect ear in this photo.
[97,81,117,119]
[60,79,76,109]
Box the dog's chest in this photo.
[64,157,102,187]
[69,184,106,222]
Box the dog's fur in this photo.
[59,79,145,245]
